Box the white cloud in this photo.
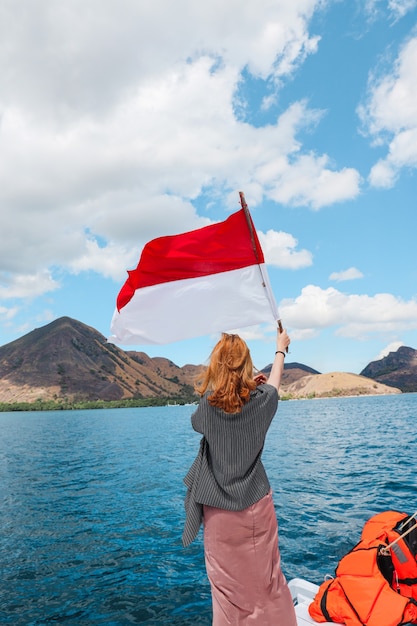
[368,160,397,188]
[69,238,136,281]
[359,35,417,187]
[280,284,417,337]
[0,271,60,300]
[255,102,361,209]
[375,340,404,360]
[259,230,313,269]
[0,0,365,302]
[0,305,19,320]
[226,325,267,343]
[267,153,361,210]
[388,0,417,19]
[0,0,323,119]
[364,0,417,20]
[329,267,364,282]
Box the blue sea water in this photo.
[0,393,416,625]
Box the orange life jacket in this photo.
[361,510,417,599]
[308,511,417,626]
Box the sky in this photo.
[0,0,416,375]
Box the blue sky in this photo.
[0,0,416,374]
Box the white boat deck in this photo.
[289,578,343,626]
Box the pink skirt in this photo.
[203,491,297,626]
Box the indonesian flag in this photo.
[109,206,279,345]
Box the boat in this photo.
[289,578,340,625]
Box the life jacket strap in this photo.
[379,517,417,557]
[320,584,333,623]
[398,577,417,586]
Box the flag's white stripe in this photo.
[257,263,279,320]
[109,264,278,345]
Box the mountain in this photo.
[0,317,203,403]
[261,360,401,398]
[281,371,401,399]
[0,317,410,405]
[261,361,320,386]
[360,346,417,393]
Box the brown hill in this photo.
[281,371,401,399]
[127,351,204,387]
[0,317,201,403]
[360,346,417,393]
[0,317,408,405]
[261,361,320,385]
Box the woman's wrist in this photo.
[275,350,286,358]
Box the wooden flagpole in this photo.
[239,191,287,350]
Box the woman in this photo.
[182,327,297,625]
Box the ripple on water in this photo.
[0,397,416,623]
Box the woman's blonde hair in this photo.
[195,333,256,413]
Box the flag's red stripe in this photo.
[117,209,264,311]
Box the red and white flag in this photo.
[109,206,279,345]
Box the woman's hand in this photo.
[266,326,291,390]
[253,373,267,386]
[276,328,290,353]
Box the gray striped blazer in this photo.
[182,384,278,546]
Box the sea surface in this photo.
[1,393,416,625]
